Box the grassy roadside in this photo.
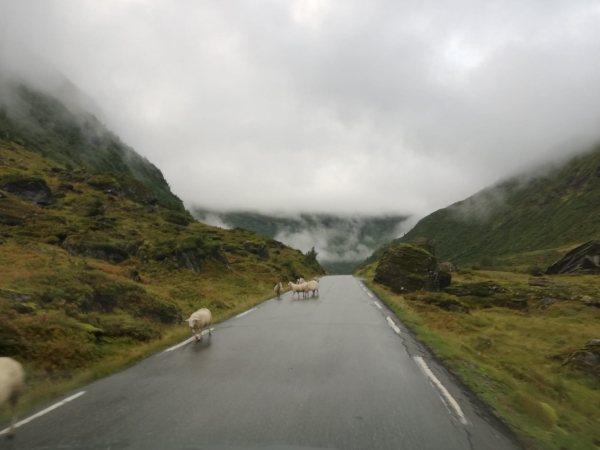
[363,271,600,450]
[1,284,288,426]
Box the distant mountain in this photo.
[363,145,600,267]
[192,208,409,274]
[0,79,184,211]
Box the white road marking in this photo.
[235,307,257,318]
[374,301,382,309]
[367,292,373,298]
[0,391,86,435]
[164,328,215,352]
[414,356,469,425]
[386,316,401,334]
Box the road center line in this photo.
[0,391,86,435]
[235,307,257,319]
[164,328,215,352]
[414,356,469,425]
[386,316,401,334]
[374,301,382,309]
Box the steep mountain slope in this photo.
[364,145,600,266]
[0,80,184,211]
[0,84,323,411]
[193,208,408,274]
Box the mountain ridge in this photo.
[362,144,600,267]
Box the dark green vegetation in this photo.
[193,208,407,274]
[0,83,323,419]
[365,270,600,450]
[0,82,184,210]
[363,145,600,268]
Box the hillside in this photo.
[364,145,600,267]
[193,208,408,274]
[0,80,184,211]
[0,87,323,416]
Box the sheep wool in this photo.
[0,357,25,436]
[185,308,212,341]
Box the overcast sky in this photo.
[1,0,600,218]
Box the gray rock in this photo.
[546,241,600,275]
[2,177,52,204]
[564,339,600,380]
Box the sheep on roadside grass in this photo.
[185,308,212,341]
[0,357,25,438]
[274,282,283,298]
[307,279,319,297]
[288,281,308,299]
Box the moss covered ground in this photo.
[363,270,600,449]
[0,142,323,422]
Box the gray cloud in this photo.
[1,0,600,219]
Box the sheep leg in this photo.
[208,321,212,336]
[7,390,19,438]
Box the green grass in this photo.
[365,270,600,450]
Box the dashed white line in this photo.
[0,391,86,435]
[367,292,373,298]
[414,356,469,425]
[235,307,257,319]
[164,328,215,352]
[386,316,401,334]
[374,301,382,309]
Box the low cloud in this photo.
[1,1,600,219]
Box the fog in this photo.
[1,0,600,219]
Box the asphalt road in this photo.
[1,275,522,450]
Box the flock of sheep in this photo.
[0,276,321,437]
[276,277,320,299]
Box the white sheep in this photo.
[185,308,212,341]
[288,281,308,298]
[307,279,319,297]
[274,282,283,298]
[0,357,25,437]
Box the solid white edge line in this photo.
[164,328,215,352]
[414,356,469,425]
[0,391,86,435]
[386,316,401,334]
[374,301,382,309]
[235,307,258,319]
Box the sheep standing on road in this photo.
[185,308,212,341]
[0,357,25,438]
[274,282,283,298]
[307,279,319,297]
[288,281,308,299]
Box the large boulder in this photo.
[546,241,600,275]
[564,339,600,380]
[411,237,436,255]
[374,243,441,294]
[2,177,52,205]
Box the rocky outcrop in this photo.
[564,339,600,380]
[0,213,24,226]
[87,174,158,205]
[374,243,441,293]
[546,241,600,275]
[61,238,129,264]
[2,177,52,205]
[244,241,270,259]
